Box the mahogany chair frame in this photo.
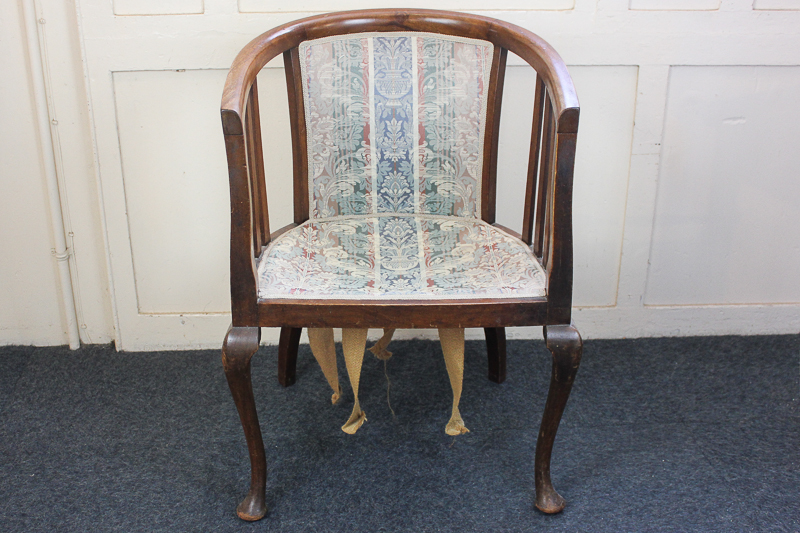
[220,8,582,521]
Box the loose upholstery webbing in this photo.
[308,328,469,435]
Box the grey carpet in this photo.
[0,335,797,532]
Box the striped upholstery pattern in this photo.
[255,33,548,301]
[300,32,494,219]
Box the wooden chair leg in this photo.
[277,327,302,387]
[484,327,507,384]
[222,326,267,521]
[535,324,582,514]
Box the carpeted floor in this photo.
[0,335,797,532]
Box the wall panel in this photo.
[646,66,800,305]
[496,65,639,308]
[0,0,66,344]
[113,0,204,15]
[239,0,575,13]
[629,0,721,9]
[112,66,293,315]
[7,0,794,347]
[753,0,800,9]
[114,69,230,314]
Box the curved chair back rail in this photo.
[221,10,578,133]
[221,8,579,327]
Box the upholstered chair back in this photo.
[299,33,494,220]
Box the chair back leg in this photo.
[484,327,507,384]
[535,324,582,513]
[277,327,302,387]
[222,326,267,521]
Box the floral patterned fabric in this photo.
[300,33,493,219]
[271,35,535,302]
[257,215,546,300]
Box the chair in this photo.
[220,8,582,521]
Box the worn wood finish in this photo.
[533,97,554,262]
[522,75,546,245]
[484,327,507,384]
[221,326,266,520]
[268,222,298,244]
[481,46,507,224]
[492,222,522,241]
[283,48,309,225]
[256,299,547,328]
[542,115,558,273]
[245,79,269,253]
[546,132,579,324]
[536,324,582,514]
[221,9,582,520]
[277,326,302,387]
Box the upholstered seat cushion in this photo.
[257,214,546,300]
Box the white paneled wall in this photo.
[646,66,800,306]
[113,0,204,16]
[0,0,64,345]
[113,70,231,314]
[1,0,112,345]
[238,1,577,12]
[630,0,722,9]
[496,65,639,308]
[2,0,799,349]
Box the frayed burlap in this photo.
[306,328,341,404]
[305,327,468,436]
[340,328,368,434]
[368,328,396,360]
[438,328,470,435]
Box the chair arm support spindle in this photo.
[245,79,270,253]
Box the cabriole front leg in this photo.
[535,324,582,514]
[222,326,267,521]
